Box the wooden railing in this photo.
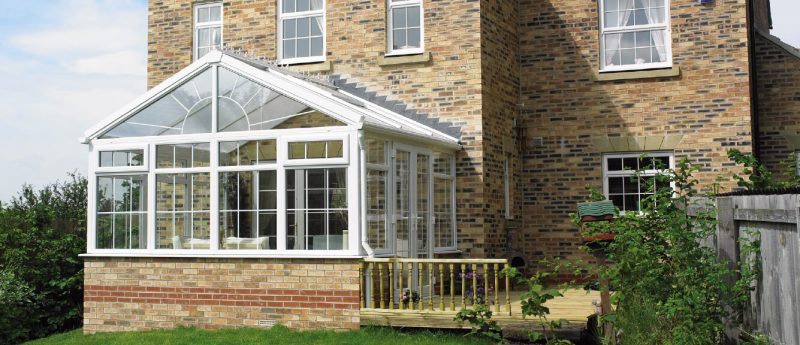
[360,258,512,315]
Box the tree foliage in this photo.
[0,173,87,344]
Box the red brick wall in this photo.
[83,258,360,333]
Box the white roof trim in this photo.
[81,51,460,146]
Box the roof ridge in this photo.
[329,75,462,138]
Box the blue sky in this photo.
[0,0,798,201]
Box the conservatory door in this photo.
[394,146,432,259]
[393,145,433,303]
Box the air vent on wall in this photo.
[257,319,277,328]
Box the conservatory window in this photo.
[433,152,455,250]
[194,2,223,60]
[387,0,423,55]
[156,143,210,169]
[219,170,277,250]
[279,0,325,64]
[288,140,344,159]
[219,140,277,166]
[99,149,144,168]
[603,152,673,212]
[366,137,389,252]
[155,173,212,249]
[96,175,147,249]
[287,168,348,250]
[600,0,670,71]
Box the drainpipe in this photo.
[747,0,761,161]
[358,130,375,256]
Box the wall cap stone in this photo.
[289,61,333,73]
[592,134,684,152]
[593,66,681,82]
[377,52,432,67]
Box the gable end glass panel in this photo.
[102,69,213,139]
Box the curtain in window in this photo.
[604,0,635,66]
[310,0,323,9]
[644,7,667,62]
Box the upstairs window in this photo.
[387,0,423,55]
[279,0,325,64]
[600,0,670,71]
[194,2,223,60]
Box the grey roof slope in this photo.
[329,75,462,139]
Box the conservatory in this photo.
[81,51,460,258]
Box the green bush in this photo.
[577,158,755,344]
[0,173,87,344]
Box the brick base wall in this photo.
[83,257,361,333]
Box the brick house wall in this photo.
[755,32,800,177]
[83,258,360,333]
[516,0,753,268]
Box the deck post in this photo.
[439,264,445,310]
[449,263,455,311]
[472,263,478,306]
[399,261,404,310]
[379,263,385,309]
[428,263,434,310]
[388,262,394,310]
[460,263,466,309]
[418,262,423,311]
[505,263,511,315]
[368,262,374,308]
[493,263,500,312]
[408,262,414,310]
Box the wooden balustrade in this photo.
[360,258,512,315]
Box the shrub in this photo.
[0,173,87,344]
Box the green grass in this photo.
[23,326,493,345]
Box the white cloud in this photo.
[65,50,146,76]
[0,0,147,200]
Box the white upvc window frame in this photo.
[432,151,457,253]
[598,0,672,72]
[87,126,359,258]
[193,2,224,61]
[278,0,327,65]
[601,151,674,214]
[365,138,393,256]
[95,144,149,173]
[386,0,424,56]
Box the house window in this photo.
[433,152,455,250]
[603,152,673,212]
[99,149,144,168]
[194,2,223,60]
[599,0,670,71]
[219,170,278,250]
[279,0,325,64]
[366,137,389,252]
[387,0,423,55]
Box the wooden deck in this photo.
[361,289,600,329]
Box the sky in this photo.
[0,0,798,201]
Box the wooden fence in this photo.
[702,195,800,345]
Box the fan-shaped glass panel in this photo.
[102,69,213,138]
[217,68,344,132]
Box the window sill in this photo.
[80,252,364,259]
[287,60,333,73]
[377,52,432,67]
[593,66,680,82]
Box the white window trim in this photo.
[193,2,224,61]
[386,0,425,56]
[598,0,672,72]
[277,1,327,65]
[365,139,393,256]
[601,152,674,214]
[431,156,457,253]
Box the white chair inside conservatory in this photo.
[222,236,270,249]
[172,236,211,249]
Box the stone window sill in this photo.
[377,52,432,67]
[593,66,681,82]
[288,61,333,73]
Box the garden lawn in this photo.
[22,326,493,345]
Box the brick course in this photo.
[83,258,360,333]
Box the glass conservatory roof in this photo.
[82,51,460,146]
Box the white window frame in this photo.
[386,0,424,56]
[598,0,672,72]
[365,138,393,256]
[95,144,149,173]
[432,152,457,253]
[278,0,327,65]
[193,2,224,61]
[601,152,674,213]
